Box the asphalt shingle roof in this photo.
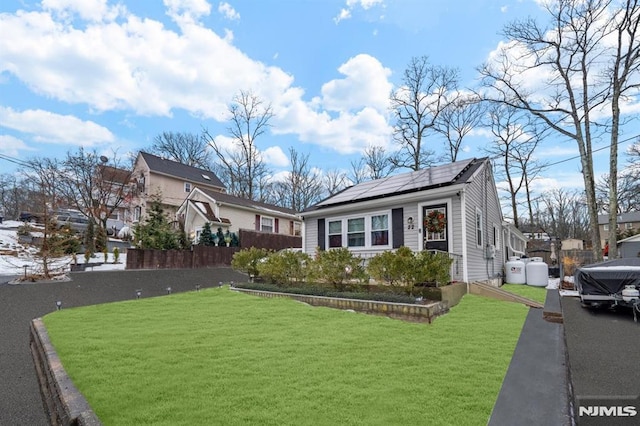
[140,152,225,189]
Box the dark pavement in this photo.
[0,268,247,426]
[561,297,640,426]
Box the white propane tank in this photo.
[505,256,526,284]
[526,257,549,287]
[622,285,640,303]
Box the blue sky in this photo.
[0,0,633,197]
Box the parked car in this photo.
[54,210,90,235]
[19,211,43,223]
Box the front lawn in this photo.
[43,287,528,425]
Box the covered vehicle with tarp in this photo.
[575,258,640,319]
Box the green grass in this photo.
[501,284,548,304]
[43,287,528,426]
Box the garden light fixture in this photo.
[55,301,62,310]
[135,289,142,299]
[195,284,201,292]
[166,286,172,294]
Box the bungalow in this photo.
[302,157,526,285]
[177,187,302,243]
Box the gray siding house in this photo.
[302,158,526,285]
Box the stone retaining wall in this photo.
[30,318,101,426]
[232,288,449,323]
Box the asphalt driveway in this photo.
[0,268,247,426]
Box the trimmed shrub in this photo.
[231,247,271,278]
[311,247,366,289]
[257,250,312,286]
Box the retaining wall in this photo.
[30,318,101,426]
[232,288,449,323]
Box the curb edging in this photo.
[30,318,102,426]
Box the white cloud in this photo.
[334,8,351,24]
[262,146,289,167]
[164,0,211,22]
[0,107,114,146]
[0,3,394,158]
[334,0,384,24]
[318,54,392,112]
[41,0,123,22]
[0,135,33,156]
[500,5,508,13]
[218,2,240,20]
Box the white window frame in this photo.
[603,224,609,231]
[476,208,483,248]
[184,182,191,193]
[133,206,141,222]
[328,220,343,248]
[261,216,274,233]
[325,210,392,250]
[370,214,390,247]
[625,222,633,230]
[493,223,500,249]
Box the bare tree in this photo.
[606,0,640,257]
[537,189,590,240]
[434,93,486,162]
[484,105,547,227]
[349,145,394,183]
[269,148,324,211]
[203,90,274,201]
[148,132,213,169]
[478,0,640,261]
[390,56,459,171]
[21,157,65,279]
[323,169,349,196]
[57,148,132,229]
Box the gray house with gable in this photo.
[302,157,527,285]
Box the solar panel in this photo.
[317,158,476,207]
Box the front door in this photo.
[423,204,448,252]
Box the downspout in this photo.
[503,224,525,257]
[459,188,469,290]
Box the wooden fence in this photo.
[126,228,302,270]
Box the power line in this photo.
[0,153,29,167]
[544,133,639,168]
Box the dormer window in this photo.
[184,182,191,193]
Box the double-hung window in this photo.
[347,218,365,247]
[261,216,274,233]
[371,214,389,246]
[476,208,483,247]
[184,182,191,193]
[328,220,342,248]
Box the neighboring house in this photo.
[302,157,525,285]
[129,152,225,224]
[177,187,302,243]
[95,164,132,228]
[618,234,640,258]
[598,211,640,249]
[520,225,552,241]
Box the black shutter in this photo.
[318,218,326,251]
[392,208,404,248]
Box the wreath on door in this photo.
[425,210,446,233]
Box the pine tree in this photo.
[198,222,216,246]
